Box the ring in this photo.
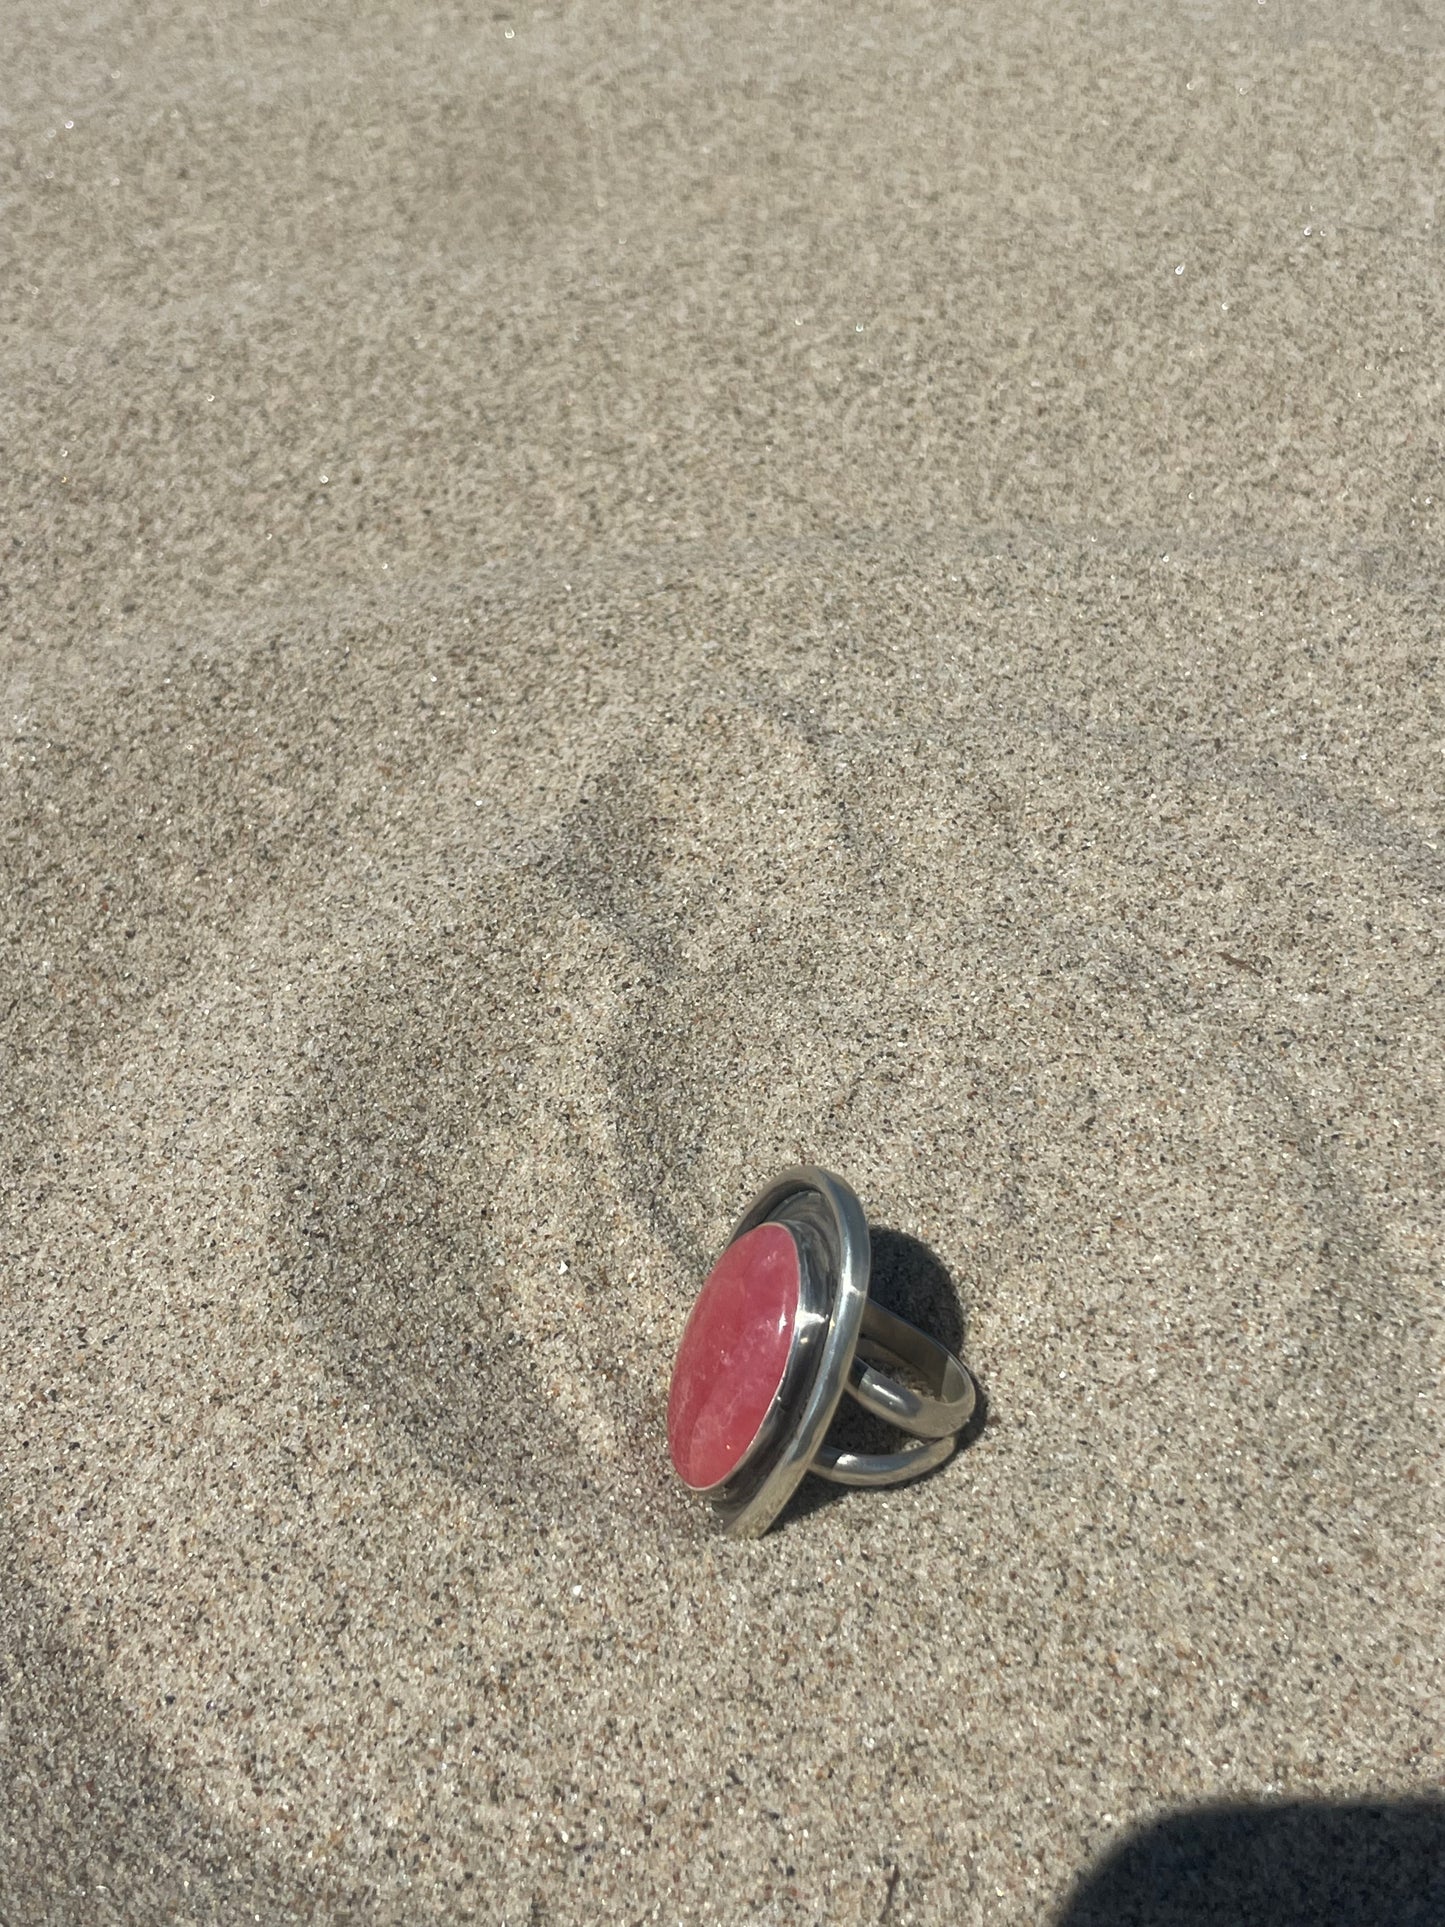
[666,1167,977,1537]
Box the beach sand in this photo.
[3,2,1442,1921]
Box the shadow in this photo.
[868,1226,968,1354]
[1057,1797,1445,1927]
[777,1224,988,1531]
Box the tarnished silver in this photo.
[702,1167,977,1538]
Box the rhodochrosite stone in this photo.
[668,1222,802,1491]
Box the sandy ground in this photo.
[3,2,1443,1922]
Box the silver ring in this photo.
[666,1167,977,1537]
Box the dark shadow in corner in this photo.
[1056,1797,1445,1927]
[776,1225,988,1531]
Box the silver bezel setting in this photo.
[707,1166,873,1539]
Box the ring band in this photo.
[666,1167,978,1537]
[850,1301,976,1439]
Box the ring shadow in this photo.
[1054,1796,1445,1927]
[775,1225,988,1531]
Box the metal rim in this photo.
[711,1166,871,1539]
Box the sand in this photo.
[3,2,1442,1921]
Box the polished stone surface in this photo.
[668,1223,801,1492]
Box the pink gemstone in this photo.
[668,1222,801,1491]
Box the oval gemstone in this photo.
[667,1222,801,1492]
